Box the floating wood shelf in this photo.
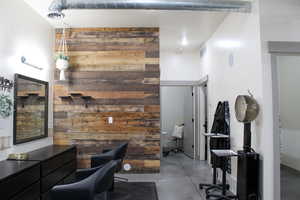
[81,96,93,108]
[37,96,46,101]
[70,93,82,97]
[59,96,72,101]
[19,96,29,99]
[27,93,39,96]
[81,96,92,100]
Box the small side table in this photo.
[206,150,238,200]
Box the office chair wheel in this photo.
[199,183,213,190]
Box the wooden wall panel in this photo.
[54,28,160,172]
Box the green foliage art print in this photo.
[0,94,13,118]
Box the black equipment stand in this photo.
[237,150,259,200]
[243,123,252,153]
[199,134,231,198]
[205,150,238,200]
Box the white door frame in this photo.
[160,78,208,160]
[268,41,300,199]
[196,76,209,161]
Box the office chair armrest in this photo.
[50,181,91,200]
[102,149,112,153]
[76,165,105,181]
[91,152,114,168]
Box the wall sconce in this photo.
[21,56,43,70]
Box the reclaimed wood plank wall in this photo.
[53,28,160,173]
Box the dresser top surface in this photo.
[0,160,39,182]
[27,145,76,161]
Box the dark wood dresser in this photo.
[0,160,40,200]
[0,145,77,200]
[27,145,77,200]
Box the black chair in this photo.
[91,143,129,182]
[50,160,118,200]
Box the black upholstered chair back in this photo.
[111,143,128,171]
[93,160,118,194]
[113,143,128,159]
[50,160,118,200]
[91,142,129,173]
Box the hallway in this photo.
[120,153,212,200]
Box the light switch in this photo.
[108,117,113,124]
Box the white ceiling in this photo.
[24,0,228,51]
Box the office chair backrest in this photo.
[172,124,184,139]
[113,142,128,160]
[92,160,118,194]
[49,160,118,200]
[110,142,128,172]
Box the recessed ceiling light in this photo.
[182,37,188,46]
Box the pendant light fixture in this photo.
[56,27,69,81]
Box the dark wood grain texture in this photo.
[54,28,160,172]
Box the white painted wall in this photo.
[259,0,300,199]
[0,0,54,160]
[199,0,268,196]
[161,86,186,135]
[276,56,300,171]
[160,50,201,81]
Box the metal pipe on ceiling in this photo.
[48,0,252,19]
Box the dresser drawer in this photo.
[1,164,40,200]
[41,172,76,200]
[41,179,65,200]
[41,147,76,176]
[42,160,76,193]
[11,181,40,200]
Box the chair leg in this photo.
[199,183,213,190]
[115,176,128,182]
[104,191,110,200]
[109,180,114,192]
[207,193,237,200]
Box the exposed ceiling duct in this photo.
[47,0,252,19]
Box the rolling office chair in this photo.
[50,160,118,200]
[91,143,129,183]
[163,124,184,157]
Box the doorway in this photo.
[195,78,209,161]
[160,78,209,161]
[160,85,195,159]
[270,42,300,200]
[276,55,300,200]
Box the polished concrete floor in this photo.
[119,153,213,200]
[281,165,300,200]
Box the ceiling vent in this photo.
[48,0,252,19]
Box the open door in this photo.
[198,84,208,161]
[183,86,195,158]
